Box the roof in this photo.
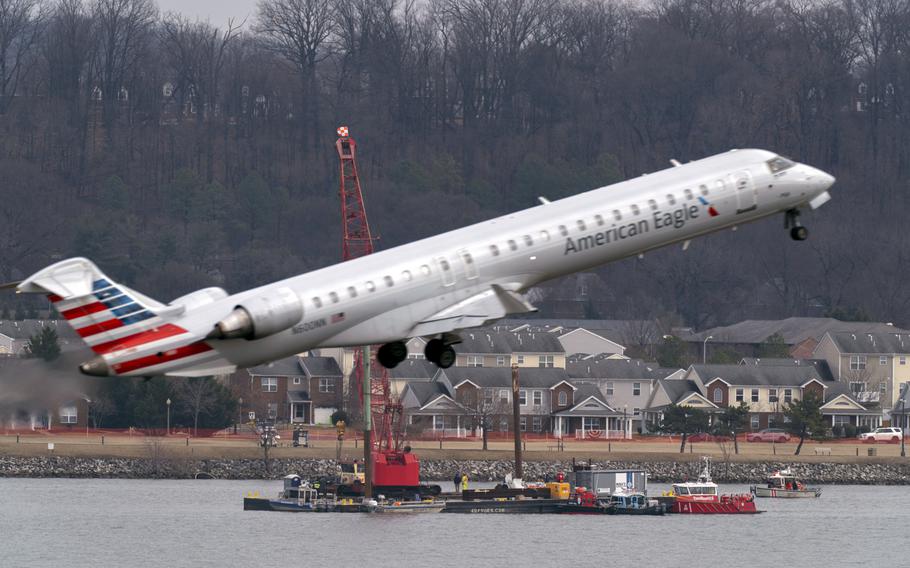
[454,329,564,354]
[498,318,666,345]
[827,331,910,355]
[739,358,834,381]
[249,356,302,376]
[554,384,621,417]
[443,366,570,389]
[388,358,437,380]
[892,384,910,414]
[693,364,824,387]
[698,317,908,345]
[658,379,703,404]
[404,382,454,408]
[287,391,310,402]
[567,358,675,380]
[299,356,342,377]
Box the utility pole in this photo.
[363,346,373,498]
[511,363,523,481]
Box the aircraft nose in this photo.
[80,356,111,377]
[807,166,835,191]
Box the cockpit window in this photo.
[766,156,796,173]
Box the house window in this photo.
[901,356,906,365]
[293,377,301,385]
[849,382,866,395]
[633,382,641,396]
[606,382,614,396]
[467,355,483,368]
[484,390,493,405]
[539,355,554,368]
[735,389,744,402]
[516,355,525,365]
[268,403,278,419]
[519,417,527,432]
[784,389,793,403]
[750,415,760,430]
[261,377,278,392]
[850,355,866,370]
[519,390,527,405]
[434,416,445,430]
[558,391,568,406]
[59,405,78,424]
[880,356,888,365]
[583,417,603,430]
[533,391,543,406]
[499,389,509,403]
[319,378,335,393]
[713,388,723,403]
[880,382,888,395]
[532,417,542,432]
[751,389,759,403]
[769,388,778,403]
[633,407,640,415]
[496,355,506,367]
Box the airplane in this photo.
[12,148,834,378]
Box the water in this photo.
[1,478,906,568]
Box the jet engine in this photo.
[208,287,303,340]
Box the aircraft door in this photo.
[732,171,757,214]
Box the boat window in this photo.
[347,286,357,299]
[647,199,658,211]
[312,297,322,308]
[329,291,339,304]
[594,214,605,226]
[384,275,394,287]
[402,270,412,282]
[490,244,500,257]
[539,230,550,241]
[766,156,796,173]
[631,204,640,216]
[684,188,693,201]
[558,225,568,237]
[366,280,376,292]
[612,209,622,221]
[667,194,676,205]
[576,219,586,231]
[508,239,518,251]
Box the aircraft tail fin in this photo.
[18,258,173,354]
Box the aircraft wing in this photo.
[409,284,537,337]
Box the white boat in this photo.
[750,467,821,498]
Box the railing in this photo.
[574,429,629,440]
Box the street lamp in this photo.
[237,397,243,434]
[900,388,906,458]
[702,335,714,365]
[166,398,171,436]
[623,404,629,440]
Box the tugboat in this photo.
[244,474,362,512]
[667,458,760,514]
[751,467,822,498]
[606,491,667,515]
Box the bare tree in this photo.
[0,0,49,114]
[458,386,509,450]
[176,376,218,436]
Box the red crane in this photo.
[335,127,419,496]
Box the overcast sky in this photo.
[156,0,259,24]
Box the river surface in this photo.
[0,478,905,567]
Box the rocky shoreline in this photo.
[1,455,909,484]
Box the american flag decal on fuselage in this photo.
[51,279,215,375]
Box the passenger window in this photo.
[508,239,518,251]
[539,230,550,241]
[490,244,500,257]
[402,270,412,282]
[684,189,693,201]
[631,204,640,216]
[523,235,533,247]
[347,286,357,299]
[577,220,586,231]
[667,194,676,205]
[384,275,394,287]
[366,281,376,292]
[559,225,568,237]
[647,199,657,211]
[329,292,339,304]
[312,297,322,308]
[594,214,604,226]
[420,265,431,276]
[439,259,450,271]
[612,210,622,221]
[700,184,709,196]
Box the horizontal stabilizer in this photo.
[410,285,536,338]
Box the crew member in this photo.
[461,473,469,491]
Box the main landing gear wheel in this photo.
[377,341,408,368]
[425,339,457,369]
[790,226,808,241]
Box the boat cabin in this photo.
[672,482,718,498]
[765,469,806,491]
[281,474,319,504]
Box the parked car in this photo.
[858,427,903,443]
[746,428,791,443]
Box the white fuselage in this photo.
[134,149,834,375]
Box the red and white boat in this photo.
[668,458,760,514]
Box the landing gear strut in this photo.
[785,209,808,241]
[424,337,457,369]
[377,341,408,369]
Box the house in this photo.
[813,331,910,411]
[0,357,91,430]
[388,358,437,397]
[450,329,567,369]
[234,355,342,425]
[641,378,719,429]
[0,320,79,356]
